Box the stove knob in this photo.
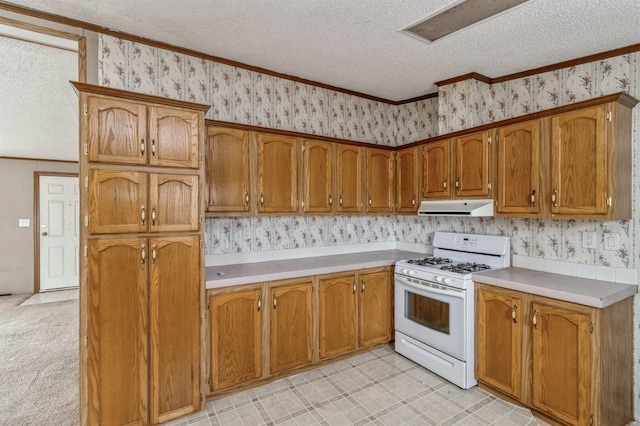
[408,270,415,276]
[443,277,452,285]
[435,276,443,283]
[402,268,408,274]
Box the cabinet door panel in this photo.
[87,96,147,165]
[303,140,333,213]
[148,106,200,168]
[476,286,522,399]
[396,147,419,213]
[497,121,541,215]
[210,289,262,392]
[87,238,148,426]
[319,275,356,359]
[89,169,147,234]
[422,140,451,199]
[366,149,394,213]
[269,281,313,374]
[532,302,591,426]
[455,132,489,197]
[551,106,607,215]
[336,145,362,213]
[358,270,391,347]
[149,173,199,232]
[205,128,250,213]
[257,134,299,213]
[149,236,200,424]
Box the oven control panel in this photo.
[454,235,477,247]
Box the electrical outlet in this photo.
[582,231,596,249]
[604,233,619,251]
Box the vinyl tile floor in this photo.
[166,345,544,426]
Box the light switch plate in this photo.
[604,233,619,251]
[18,219,30,227]
[581,232,596,249]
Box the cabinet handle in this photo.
[245,192,250,206]
[151,139,156,158]
[368,197,372,206]
[151,206,157,226]
[353,282,356,294]
[151,244,157,264]
[443,179,447,190]
[140,138,145,158]
[412,197,416,206]
[530,190,536,207]
[533,310,539,329]
[329,195,333,206]
[455,178,460,189]
[339,195,343,207]
[257,295,261,311]
[361,280,365,293]
[141,244,146,264]
[141,205,146,225]
[512,305,517,323]
[552,189,557,207]
[260,193,264,206]
[273,294,277,309]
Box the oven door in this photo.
[394,274,467,361]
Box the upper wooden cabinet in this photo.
[550,96,634,219]
[422,140,451,200]
[496,119,543,217]
[89,169,199,234]
[209,286,262,393]
[454,130,492,198]
[365,148,394,213]
[257,133,299,214]
[269,278,313,375]
[335,144,363,214]
[87,96,200,169]
[302,139,333,214]
[395,147,419,214]
[205,127,251,214]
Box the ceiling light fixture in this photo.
[403,0,530,43]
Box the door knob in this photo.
[41,232,48,236]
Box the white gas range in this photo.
[394,232,510,389]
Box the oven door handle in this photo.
[396,275,465,300]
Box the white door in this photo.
[39,175,79,291]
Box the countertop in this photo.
[206,250,424,289]
[472,267,638,308]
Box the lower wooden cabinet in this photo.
[209,287,262,392]
[269,279,314,374]
[475,282,633,426]
[207,267,392,396]
[85,235,201,425]
[358,269,392,347]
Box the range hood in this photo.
[417,199,494,217]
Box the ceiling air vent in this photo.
[403,0,529,43]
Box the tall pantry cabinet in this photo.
[73,82,210,426]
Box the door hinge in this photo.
[606,111,612,122]
[83,104,88,115]
[488,136,492,144]
[606,196,612,207]
[84,245,88,257]
[206,301,210,311]
[199,153,203,163]
[84,215,88,227]
[83,143,88,155]
[84,335,88,347]
[301,144,305,152]
[589,323,594,334]
[495,134,499,142]
[84,176,89,188]
[589,414,594,425]
[487,182,492,191]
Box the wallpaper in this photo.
[98,35,438,146]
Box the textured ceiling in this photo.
[4,0,640,101]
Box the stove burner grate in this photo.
[406,257,452,266]
[440,262,492,274]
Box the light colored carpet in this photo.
[0,293,78,425]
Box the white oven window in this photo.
[406,292,450,334]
